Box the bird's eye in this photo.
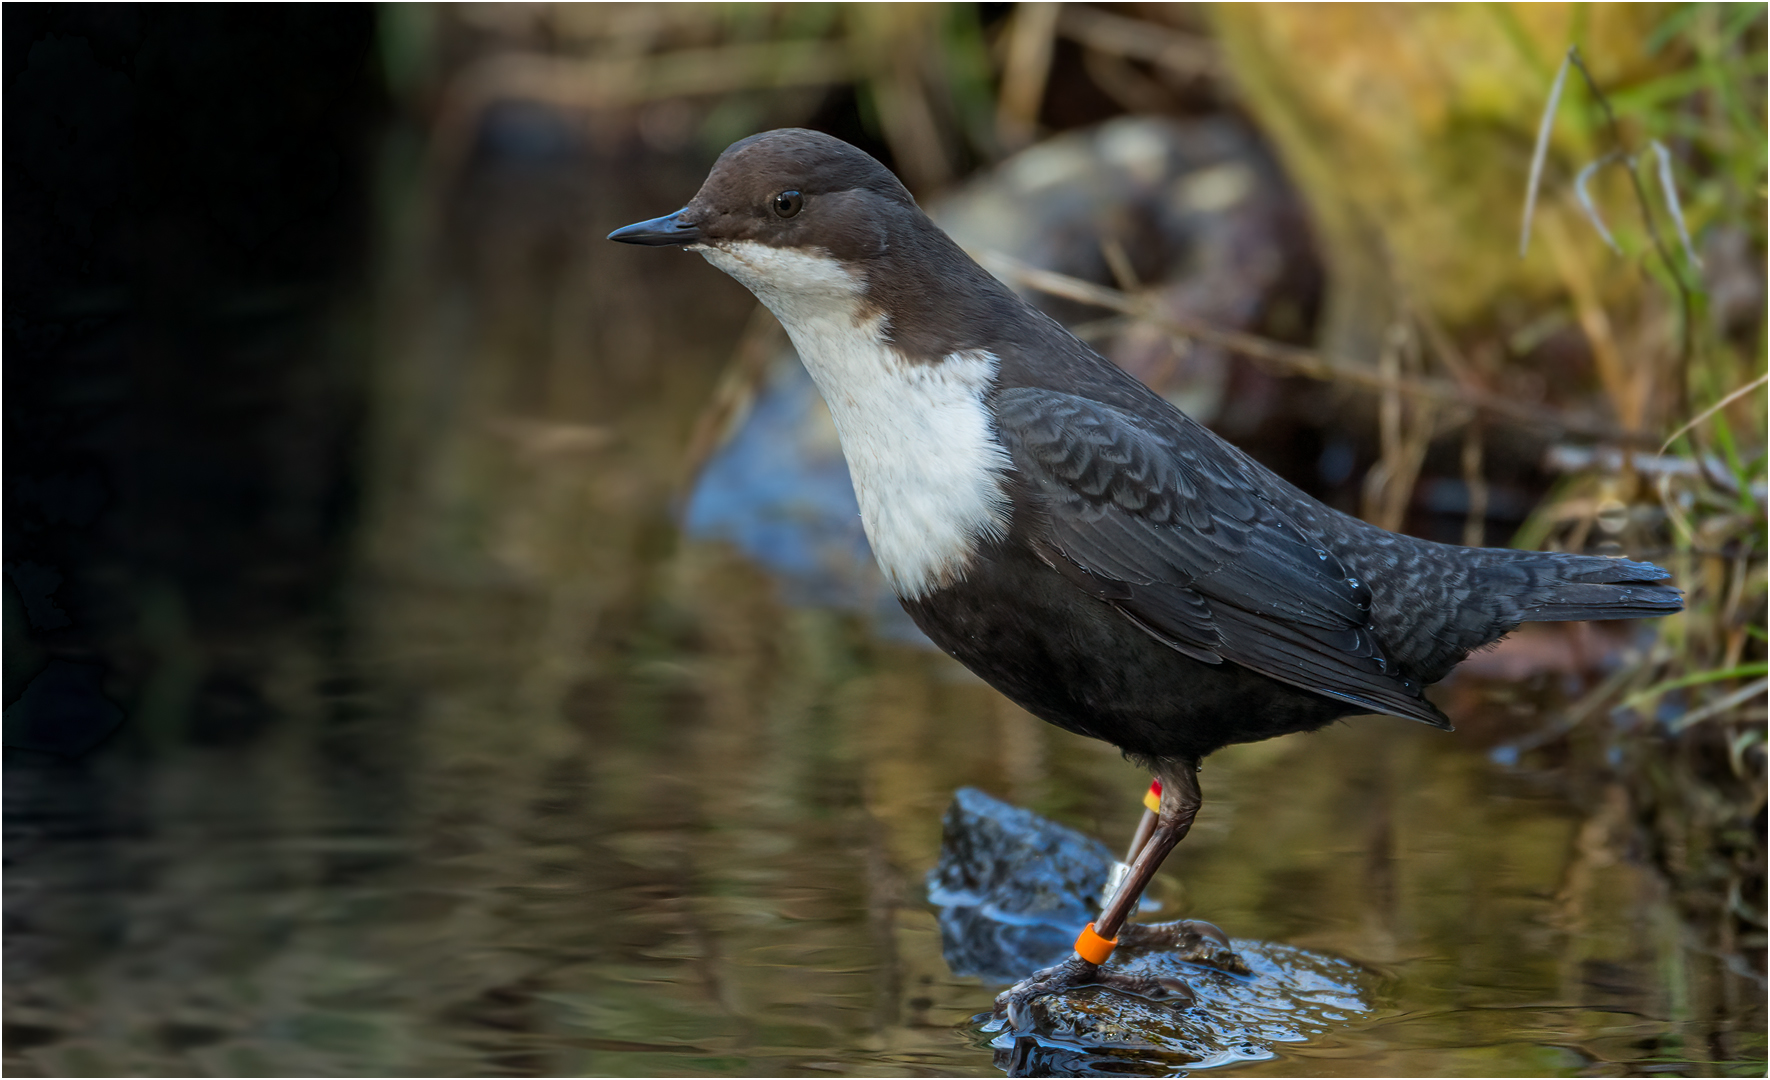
[772,191,803,218]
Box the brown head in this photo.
[610,129,1025,362]
[608,129,915,261]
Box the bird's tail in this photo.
[1510,553,1684,623]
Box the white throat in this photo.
[698,240,1012,599]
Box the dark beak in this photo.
[607,208,701,247]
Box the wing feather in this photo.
[995,387,1447,728]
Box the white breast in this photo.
[698,240,1012,599]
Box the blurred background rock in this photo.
[5,4,1763,1075]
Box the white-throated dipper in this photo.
[610,129,1683,1027]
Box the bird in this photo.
[609,128,1683,1029]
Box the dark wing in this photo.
[994,387,1448,727]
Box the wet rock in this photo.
[984,940,1376,1076]
[927,788,1117,981]
[928,788,1378,1076]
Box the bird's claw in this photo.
[1118,918,1251,976]
[993,953,1197,1033]
[994,955,1095,1032]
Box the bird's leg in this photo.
[994,759,1205,1030]
[1107,777,1246,974]
[1097,784,1157,910]
[1123,805,1158,864]
[1092,764,1198,940]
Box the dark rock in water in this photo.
[927,788,1118,981]
[982,941,1377,1076]
[929,789,1116,930]
[929,788,1378,1076]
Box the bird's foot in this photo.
[992,954,1194,1033]
[1117,918,1251,976]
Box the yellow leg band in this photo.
[1143,779,1162,814]
[1074,921,1118,965]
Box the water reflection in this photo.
[6,123,1762,1078]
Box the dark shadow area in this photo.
[5,5,382,757]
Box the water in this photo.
[5,134,1762,1076]
[8,612,1759,1075]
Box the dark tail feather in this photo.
[1516,555,1684,623]
[1519,584,1686,621]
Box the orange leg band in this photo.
[1074,921,1118,965]
[1142,778,1163,814]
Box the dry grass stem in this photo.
[1574,152,1626,255]
[1079,47,1180,114]
[1540,210,1645,433]
[997,2,1061,151]
[1648,140,1703,272]
[849,6,956,190]
[677,306,788,496]
[1520,47,1574,258]
[1657,372,1770,457]
[1669,677,1770,733]
[1363,324,1408,528]
[1545,444,1763,499]
[1462,423,1489,548]
[1562,48,1698,363]
[1362,321,1438,531]
[1055,6,1222,80]
[1414,304,1479,393]
[976,249,1642,441]
[1098,236,1142,292]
